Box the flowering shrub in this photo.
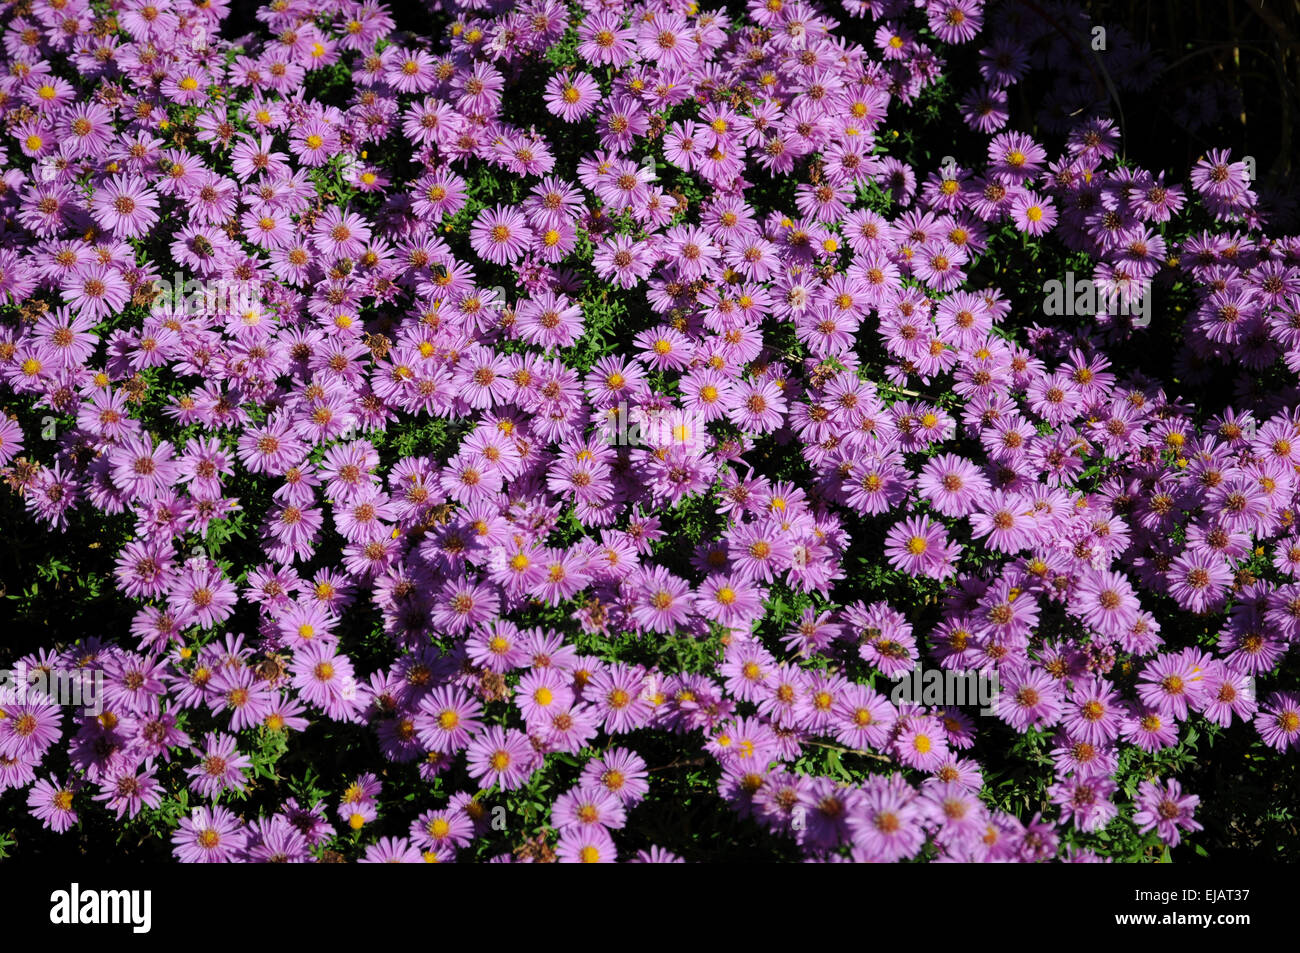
[0,0,1298,863]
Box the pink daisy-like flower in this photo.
[1135,652,1205,721]
[516,667,575,725]
[556,824,618,863]
[696,574,765,628]
[928,0,984,43]
[1010,191,1057,236]
[61,102,115,156]
[588,663,654,734]
[1071,569,1140,638]
[544,71,601,121]
[1254,691,1300,752]
[630,566,693,634]
[90,176,160,239]
[289,640,360,723]
[516,292,584,349]
[0,416,24,467]
[912,240,968,292]
[167,561,237,630]
[578,11,637,67]
[27,776,78,833]
[313,207,372,259]
[552,785,627,831]
[847,775,926,862]
[360,836,425,863]
[469,205,531,266]
[662,225,720,281]
[580,747,650,806]
[465,726,538,791]
[726,520,794,584]
[895,714,950,771]
[633,325,693,372]
[172,805,247,863]
[917,453,989,517]
[969,491,1033,554]
[995,666,1064,732]
[62,264,129,322]
[728,378,787,434]
[93,762,163,820]
[186,733,252,800]
[884,515,960,580]
[593,233,658,289]
[291,118,338,167]
[1165,550,1234,614]
[1132,778,1202,847]
[108,433,180,502]
[1062,677,1126,746]
[1048,775,1119,833]
[1121,707,1181,753]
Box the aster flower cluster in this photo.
[0,0,1297,863]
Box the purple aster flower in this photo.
[884,515,961,579]
[552,785,627,831]
[587,663,654,734]
[1255,691,1300,752]
[465,726,538,791]
[470,205,531,266]
[338,773,382,830]
[579,747,649,806]
[1133,778,1202,847]
[108,433,181,502]
[1121,706,1181,752]
[894,714,950,771]
[245,817,312,863]
[122,708,190,763]
[290,641,361,723]
[90,175,159,238]
[1062,676,1126,746]
[0,701,62,761]
[1136,653,1204,721]
[186,732,252,800]
[172,805,248,863]
[93,761,163,820]
[209,666,276,732]
[61,264,130,322]
[360,836,425,863]
[1199,668,1257,727]
[629,566,693,634]
[544,71,601,122]
[516,667,575,726]
[27,776,78,833]
[847,775,926,862]
[555,824,618,863]
[167,560,237,630]
[995,666,1064,732]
